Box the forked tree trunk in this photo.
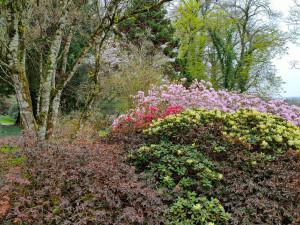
[37,7,68,140]
[46,28,73,139]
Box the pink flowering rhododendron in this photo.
[112,80,300,132]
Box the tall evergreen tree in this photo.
[118,0,177,57]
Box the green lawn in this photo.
[0,115,16,125]
[0,115,20,137]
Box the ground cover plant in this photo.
[0,138,29,220]
[207,150,300,225]
[0,138,165,225]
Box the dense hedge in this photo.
[2,108,299,224]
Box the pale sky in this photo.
[271,0,300,97]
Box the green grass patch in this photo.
[0,115,20,137]
[0,145,26,178]
[0,115,16,126]
[8,156,26,166]
[0,145,18,154]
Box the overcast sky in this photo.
[270,0,300,97]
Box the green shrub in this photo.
[128,142,229,224]
[145,109,300,154]
[168,192,230,225]
[128,142,222,190]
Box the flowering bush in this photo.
[113,80,300,131]
[112,104,183,132]
[145,109,300,153]
[128,110,300,225]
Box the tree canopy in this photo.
[175,0,286,95]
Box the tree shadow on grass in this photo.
[0,125,20,138]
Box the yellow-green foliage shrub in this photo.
[145,109,300,154]
[168,192,230,225]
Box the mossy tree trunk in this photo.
[37,3,68,140]
[7,1,37,133]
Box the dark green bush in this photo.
[128,142,222,190]
[133,109,300,224]
[128,142,230,224]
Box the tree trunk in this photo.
[37,8,67,140]
[46,90,62,139]
[7,5,36,133]
[45,29,73,139]
[12,68,36,132]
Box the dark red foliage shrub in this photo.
[202,150,300,225]
[2,140,165,225]
[0,136,31,221]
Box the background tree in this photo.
[289,0,300,38]
[288,0,300,69]
[117,0,179,76]
[175,0,286,95]
[118,0,175,51]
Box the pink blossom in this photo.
[113,80,300,131]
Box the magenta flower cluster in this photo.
[113,80,300,129]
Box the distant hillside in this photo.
[285,97,300,107]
